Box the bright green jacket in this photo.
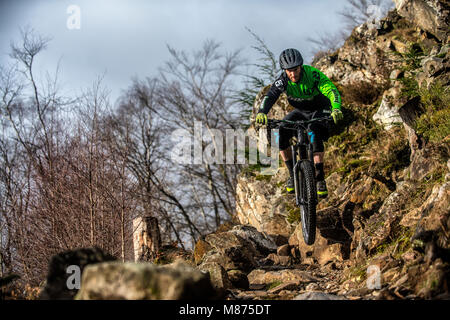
[259,65,341,114]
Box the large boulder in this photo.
[228,225,278,256]
[393,0,449,42]
[203,232,258,272]
[196,262,233,292]
[400,181,450,231]
[373,85,406,130]
[75,260,219,300]
[247,268,320,286]
[194,225,281,290]
[235,169,295,244]
[194,225,278,273]
[353,181,416,258]
[313,10,411,87]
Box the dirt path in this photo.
[225,261,358,300]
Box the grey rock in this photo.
[394,0,449,42]
[75,260,219,300]
[421,56,445,77]
[229,225,278,256]
[294,291,347,300]
[198,262,233,290]
[373,92,403,130]
[204,232,258,272]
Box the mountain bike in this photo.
[267,115,332,245]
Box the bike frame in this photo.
[267,116,331,206]
[292,125,315,207]
[266,115,332,245]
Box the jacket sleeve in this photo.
[313,67,341,110]
[258,76,285,114]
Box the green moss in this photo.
[328,130,355,147]
[430,279,439,290]
[255,174,272,182]
[426,168,445,184]
[399,76,419,99]
[334,157,371,182]
[348,159,371,169]
[266,280,283,290]
[373,226,413,259]
[287,207,301,224]
[375,243,390,256]
[395,43,426,99]
[402,43,426,71]
[241,163,272,177]
[414,81,450,143]
[348,264,367,282]
[392,227,414,258]
[240,145,276,177]
[359,127,379,146]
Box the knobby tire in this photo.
[298,160,316,245]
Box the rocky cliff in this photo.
[232,0,450,300]
[23,0,449,301]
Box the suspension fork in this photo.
[292,144,302,207]
[306,128,315,163]
[306,127,318,202]
[293,128,307,207]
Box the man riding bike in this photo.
[255,48,343,198]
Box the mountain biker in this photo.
[255,48,343,198]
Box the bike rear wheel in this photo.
[297,160,317,245]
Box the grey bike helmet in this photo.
[279,48,303,70]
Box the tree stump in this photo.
[133,216,161,262]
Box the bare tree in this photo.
[110,80,199,249]
[1,28,137,288]
[157,40,243,230]
[122,40,245,247]
[2,27,70,284]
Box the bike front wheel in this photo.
[297,160,317,245]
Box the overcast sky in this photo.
[0,0,347,105]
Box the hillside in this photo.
[232,0,449,299]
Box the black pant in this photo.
[278,108,330,152]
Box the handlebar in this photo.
[266,116,332,130]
